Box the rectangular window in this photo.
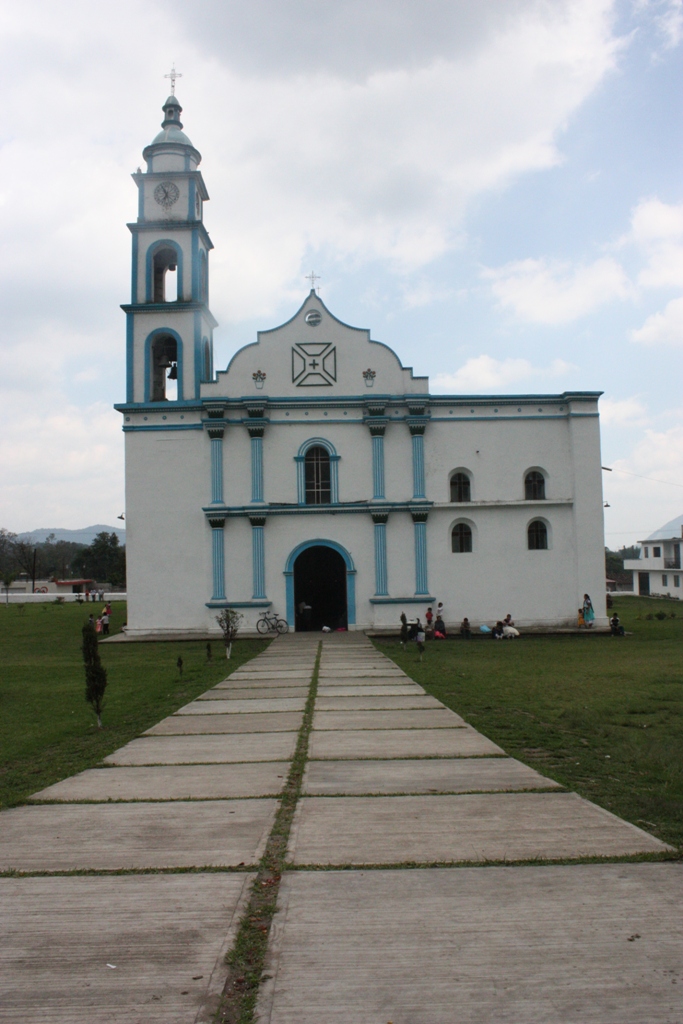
[662,575,668,587]
[644,547,649,558]
[654,546,661,558]
[674,576,680,588]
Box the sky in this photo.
[0,0,682,545]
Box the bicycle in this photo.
[256,611,289,635]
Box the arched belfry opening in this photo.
[153,246,178,302]
[294,544,347,631]
[150,334,178,401]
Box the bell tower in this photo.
[122,89,216,403]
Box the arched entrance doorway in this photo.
[293,545,347,631]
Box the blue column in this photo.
[250,432,264,503]
[412,511,429,595]
[207,423,224,504]
[372,513,389,596]
[369,423,386,500]
[250,516,266,599]
[410,426,426,499]
[209,517,226,600]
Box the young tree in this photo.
[82,621,107,728]
[215,608,243,659]
[1,572,16,606]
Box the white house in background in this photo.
[624,514,683,597]
[116,92,608,637]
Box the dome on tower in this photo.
[143,92,202,171]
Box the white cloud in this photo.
[631,295,683,345]
[602,418,683,541]
[628,197,683,289]
[431,355,573,393]
[482,256,632,324]
[0,398,124,532]
[599,396,649,425]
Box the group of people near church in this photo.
[87,602,112,636]
[402,606,521,644]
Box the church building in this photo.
[117,93,608,636]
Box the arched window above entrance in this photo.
[304,446,331,504]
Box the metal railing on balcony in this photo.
[664,558,681,569]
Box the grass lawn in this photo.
[375,596,683,852]
[0,601,268,810]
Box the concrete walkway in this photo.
[258,634,681,1024]
[0,638,318,1024]
[2,633,680,1023]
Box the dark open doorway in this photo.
[294,544,347,631]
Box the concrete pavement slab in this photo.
[317,678,415,688]
[0,799,277,870]
[230,670,311,680]
[316,685,425,697]
[312,709,466,730]
[104,733,298,765]
[303,757,560,795]
[308,727,503,760]
[176,698,306,714]
[214,678,310,688]
[30,762,291,802]
[0,872,253,1024]
[258,864,683,1024]
[288,792,670,865]
[315,695,443,711]
[318,669,406,678]
[146,711,303,735]
[196,687,309,699]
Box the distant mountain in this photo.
[17,525,126,546]
[647,514,683,541]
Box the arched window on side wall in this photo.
[153,247,178,302]
[528,520,548,550]
[525,470,545,500]
[451,523,473,553]
[450,472,471,502]
[304,446,331,504]
[150,334,178,401]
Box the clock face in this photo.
[154,181,180,209]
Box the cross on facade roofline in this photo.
[164,64,182,95]
[306,271,320,293]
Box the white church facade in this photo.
[117,93,608,636]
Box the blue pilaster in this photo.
[368,420,387,500]
[412,511,429,595]
[250,516,266,599]
[207,423,225,504]
[372,512,389,596]
[410,427,426,499]
[249,430,265,503]
[209,516,226,601]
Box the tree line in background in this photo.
[0,530,126,588]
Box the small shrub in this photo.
[216,608,243,659]
[655,611,667,621]
[646,613,653,620]
[54,596,65,605]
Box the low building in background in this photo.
[624,514,683,598]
